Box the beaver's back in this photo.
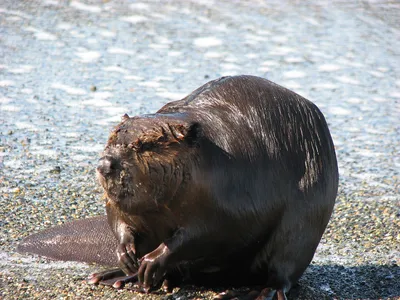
[160,75,335,165]
[160,75,338,202]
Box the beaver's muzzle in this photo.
[97,156,119,176]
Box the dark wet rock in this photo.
[49,166,62,174]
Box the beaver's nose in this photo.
[97,156,119,175]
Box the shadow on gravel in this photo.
[159,264,400,300]
[293,264,400,299]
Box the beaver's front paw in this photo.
[87,242,140,289]
[138,243,170,292]
[117,242,139,275]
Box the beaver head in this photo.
[96,113,200,215]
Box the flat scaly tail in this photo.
[17,216,118,267]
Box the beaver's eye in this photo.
[141,141,155,152]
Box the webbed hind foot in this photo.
[88,268,138,289]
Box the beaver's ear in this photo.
[169,122,201,146]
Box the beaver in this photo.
[90,75,338,297]
[19,75,338,299]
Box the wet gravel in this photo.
[1,0,399,299]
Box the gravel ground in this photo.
[0,0,399,299]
